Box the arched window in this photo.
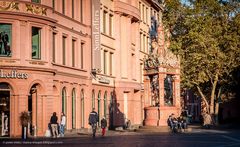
[104,91,107,118]
[98,91,101,124]
[92,90,95,110]
[80,89,84,128]
[62,87,67,114]
[109,91,114,129]
[72,88,76,129]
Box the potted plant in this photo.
[20,111,31,140]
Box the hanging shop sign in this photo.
[97,75,110,84]
[0,69,28,79]
[92,0,101,70]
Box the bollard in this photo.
[34,126,37,137]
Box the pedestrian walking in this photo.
[101,117,107,136]
[50,112,58,138]
[59,112,66,137]
[88,108,98,138]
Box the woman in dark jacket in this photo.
[50,112,58,138]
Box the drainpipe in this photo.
[35,89,37,137]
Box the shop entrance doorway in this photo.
[0,83,10,137]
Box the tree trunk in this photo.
[214,102,219,125]
[196,86,209,113]
[210,74,218,115]
[214,87,222,125]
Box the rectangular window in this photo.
[81,42,84,69]
[32,27,41,59]
[140,3,142,20]
[109,14,113,36]
[72,39,75,67]
[143,34,145,52]
[80,0,83,22]
[103,11,107,34]
[0,24,12,57]
[146,7,148,24]
[140,63,143,83]
[32,0,41,3]
[147,36,149,53]
[62,0,65,14]
[109,52,113,76]
[140,33,142,51]
[52,0,55,9]
[53,33,56,62]
[103,50,107,74]
[72,0,74,18]
[62,36,66,65]
[142,5,145,23]
[132,53,135,79]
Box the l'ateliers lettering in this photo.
[0,69,28,79]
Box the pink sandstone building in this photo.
[0,0,180,138]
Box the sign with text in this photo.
[0,69,28,79]
[92,0,101,70]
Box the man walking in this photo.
[88,108,98,138]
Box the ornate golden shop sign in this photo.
[26,4,47,16]
[0,69,28,79]
[0,1,47,16]
[0,1,19,11]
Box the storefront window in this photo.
[32,0,41,3]
[0,24,12,57]
[62,87,67,114]
[72,89,76,129]
[92,90,95,110]
[80,89,84,128]
[0,83,10,137]
[32,27,41,59]
[98,91,101,125]
[104,91,107,118]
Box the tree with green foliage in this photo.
[163,0,240,123]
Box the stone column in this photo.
[143,77,151,107]
[174,74,181,108]
[158,67,166,106]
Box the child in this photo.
[100,117,107,136]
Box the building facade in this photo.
[0,0,92,137]
[0,0,165,137]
